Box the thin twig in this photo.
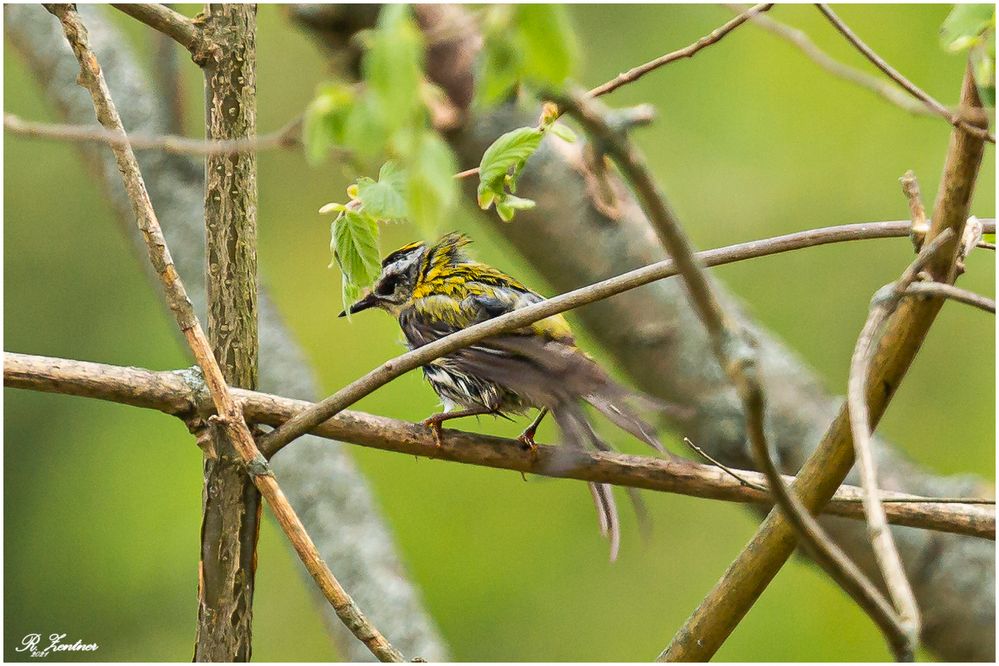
[977,241,995,251]
[43,5,402,661]
[255,217,993,454]
[555,90,914,662]
[905,281,996,314]
[662,63,989,664]
[900,170,929,250]
[729,4,938,119]
[683,438,769,492]
[4,351,994,539]
[454,4,773,180]
[111,3,207,59]
[847,231,958,654]
[586,3,773,97]
[816,4,995,144]
[4,112,303,156]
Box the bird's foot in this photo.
[421,416,446,448]
[516,429,539,462]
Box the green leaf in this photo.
[940,4,995,52]
[356,162,408,220]
[516,5,578,88]
[302,83,355,165]
[476,126,543,209]
[331,210,382,290]
[473,6,521,107]
[495,194,536,222]
[340,278,362,320]
[343,95,388,162]
[407,132,458,232]
[365,5,424,132]
[549,121,577,143]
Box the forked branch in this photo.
[816,4,995,143]
[4,351,994,540]
[43,4,402,661]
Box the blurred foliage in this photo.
[3,3,995,662]
[939,4,995,104]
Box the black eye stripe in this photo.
[376,275,400,295]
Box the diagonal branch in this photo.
[552,90,912,661]
[662,63,988,662]
[904,281,996,313]
[816,3,995,144]
[6,4,447,658]
[256,218,993,455]
[5,351,994,540]
[586,3,773,98]
[846,231,959,654]
[729,4,942,119]
[42,4,402,661]
[111,3,207,60]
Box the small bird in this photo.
[342,232,670,560]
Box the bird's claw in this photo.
[421,417,445,448]
[517,430,539,461]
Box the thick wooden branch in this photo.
[663,64,989,662]
[42,5,401,661]
[291,5,996,659]
[195,5,260,661]
[111,3,207,61]
[258,218,996,455]
[5,351,994,540]
[5,5,447,660]
[555,90,911,660]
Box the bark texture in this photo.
[5,5,448,660]
[196,5,260,661]
[335,5,995,660]
[6,351,995,540]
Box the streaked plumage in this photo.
[344,232,669,560]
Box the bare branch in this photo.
[554,90,912,661]
[111,3,206,59]
[257,217,993,455]
[4,112,303,155]
[43,4,402,661]
[816,4,995,144]
[7,5,446,659]
[729,4,940,119]
[899,170,930,251]
[195,5,259,659]
[4,352,994,540]
[663,62,989,663]
[905,281,996,313]
[586,3,773,98]
[847,231,958,655]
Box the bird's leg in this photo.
[517,407,549,460]
[422,406,497,447]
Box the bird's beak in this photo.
[338,292,380,318]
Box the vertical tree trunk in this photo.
[195,4,260,661]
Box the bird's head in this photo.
[340,232,472,317]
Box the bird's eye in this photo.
[375,275,399,296]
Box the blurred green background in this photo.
[4,4,994,661]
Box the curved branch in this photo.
[257,219,994,455]
[5,351,994,540]
[111,3,206,58]
[816,4,994,143]
[586,3,773,98]
[43,5,402,661]
[5,5,448,659]
[905,281,996,313]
